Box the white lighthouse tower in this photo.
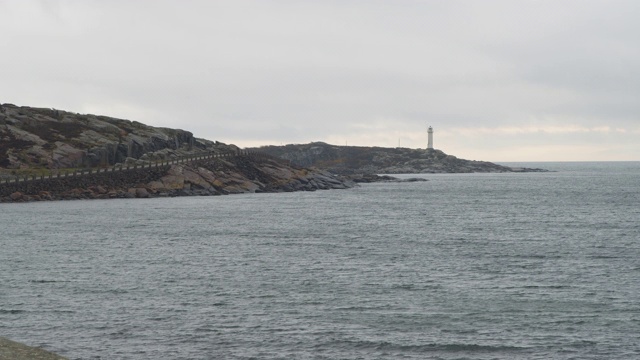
[427,126,434,150]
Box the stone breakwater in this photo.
[0,154,355,202]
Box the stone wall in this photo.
[0,165,170,198]
[0,151,284,200]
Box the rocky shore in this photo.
[0,155,355,203]
[0,103,546,204]
[0,104,360,203]
[346,174,428,183]
[0,338,67,360]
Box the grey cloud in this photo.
[1,0,638,160]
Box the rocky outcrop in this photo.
[0,103,236,170]
[346,174,428,183]
[0,155,355,202]
[0,337,67,360]
[0,103,359,202]
[252,142,547,174]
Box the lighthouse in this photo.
[427,126,434,149]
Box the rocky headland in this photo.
[1,103,546,203]
[252,142,547,174]
[0,104,354,202]
[0,103,233,170]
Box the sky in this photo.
[1,0,639,161]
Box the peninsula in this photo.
[1,103,545,203]
[252,142,547,174]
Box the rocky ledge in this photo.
[347,174,428,183]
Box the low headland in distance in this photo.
[250,142,547,175]
[0,103,546,203]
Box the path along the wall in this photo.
[0,150,276,198]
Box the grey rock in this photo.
[0,103,239,169]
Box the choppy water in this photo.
[1,162,639,359]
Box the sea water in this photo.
[1,162,639,359]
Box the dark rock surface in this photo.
[346,174,428,183]
[252,142,548,174]
[0,337,67,360]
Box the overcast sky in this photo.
[1,0,639,161]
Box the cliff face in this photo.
[253,142,546,174]
[0,103,235,170]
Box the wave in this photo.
[0,309,25,314]
[332,339,526,353]
[588,255,620,259]
[522,285,569,289]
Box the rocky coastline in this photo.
[0,155,355,203]
[0,338,67,360]
[0,104,360,203]
[253,142,548,174]
[346,174,428,183]
[1,103,548,204]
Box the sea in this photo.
[1,162,639,360]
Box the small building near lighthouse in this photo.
[427,126,434,149]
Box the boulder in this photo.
[135,188,150,198]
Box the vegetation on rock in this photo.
[0,103,234,172]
